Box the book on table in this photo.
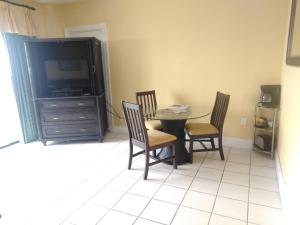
[166,105,191,113]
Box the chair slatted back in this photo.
[122,101,148,146]
[210,92,230,131]
[136,90,157,120]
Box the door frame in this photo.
[65,24,113,130]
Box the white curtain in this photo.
[0,1,36,36]
[0,34,22,147]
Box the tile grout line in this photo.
[212,212,252,223]
[3,136,273,225]
[206,147,231,225]
[51,141,126,203]
[55,139,275,225]
[59,141,143,225]
[132,166,174,225]
[65,144,275,224]
[92,148,177,224]
[93,172,142,225]
[126,174,283,210]
[247,147,253,224]
[168,154,206,225]
[92,151,168,225]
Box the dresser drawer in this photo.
[42,124,99,138]
[41,99,95,109]
[41,111,97,124]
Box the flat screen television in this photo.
[44,59,91,96]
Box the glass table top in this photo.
[144,105,210,121]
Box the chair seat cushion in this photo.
[185,122,219,136]
[147,130,176,147]
[145,120,163,130]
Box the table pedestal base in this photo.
[158,119,190,164]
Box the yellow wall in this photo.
[17,0,300,219]
[16,0,66,37]
[292,1,300,55]
[23,0,289,140]
[278,65,300,224]
[278,0,300,223]
[37,3,66,38]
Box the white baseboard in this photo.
[111,126,252,149]
[223,137,252,149]
[275,152,287,218]
[111,126,128,133]
[275,152,286,203]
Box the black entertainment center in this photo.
[26,37,108,145]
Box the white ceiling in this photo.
[35,0,82,4]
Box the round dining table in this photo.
[149,105,210,164]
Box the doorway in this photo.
[0,34,22,147]
[65,24,113,130]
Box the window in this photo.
[0,34,21,147]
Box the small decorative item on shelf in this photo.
[259,85,281,107]
[254,135,272,151]
[255,117,268,128]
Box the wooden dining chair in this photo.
[122,101,177,180]
[136,90,162,130]
[185,92,230,162]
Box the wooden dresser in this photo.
[26,37,108,145]
[35,95,107,145]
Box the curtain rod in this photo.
[0,0,36,10]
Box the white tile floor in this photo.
[0,132,284,225]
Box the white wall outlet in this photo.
[241,117,247,126]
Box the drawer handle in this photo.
[55,130,61,133]
[52,117,60,120]
[80,128,88,132]
[79,116,86,119]
[50,104,57,107]
[77,102,85,106]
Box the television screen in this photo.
[44,59,89,80]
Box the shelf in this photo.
[255,126,274,131]
[253,145,273,156]
[253,144,271,152]
[253,103,278,159]
[256,103,280,110]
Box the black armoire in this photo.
[26,38,108,145]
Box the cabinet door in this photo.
[26,42,50,98]
[97,93,108,137]
[91,39,105,95]
[27,39,94,98]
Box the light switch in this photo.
[241,117,247,126]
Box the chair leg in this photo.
[189,138,194,163]
[128,141,133,169]
[172,144,177,169]
[218,135,225,160]
[144,150,150,180]
[211,138,215,149]
[152,150,157,157]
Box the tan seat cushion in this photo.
[185,122,219,136]
[145,120,163,130]
[147,130,176,147]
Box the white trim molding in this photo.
[111,126,128,133]
[223,137,252,149]
[65,24,108,41]
[111,126,253,149]
[275,151,289,224]
[275,152,287,207]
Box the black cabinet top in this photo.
[28,37,100,43]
